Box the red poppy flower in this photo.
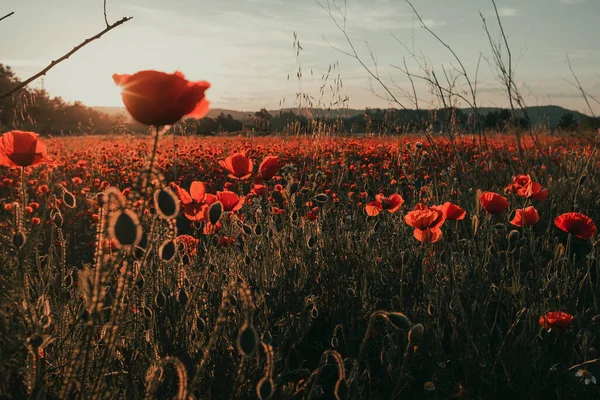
[505,174,531,194]
[176,234,199,256]
[366,194,404,216]
[414,227,442,243]
[480,192,509,214]
[405,203,445,230]
[510,206,539,227]
[219,153,253,180]
[442,202,466,221]
[258,155,280,180]
[251,184,266,196]
[112,70,210,125]
[216,191,244,212]
[305,207,319,221]
[517,182,548,201]
[176,181,208,221]
[554,212,597,240]
[218,236,236,247]
[0,130,53,168]
[539,311,574,330]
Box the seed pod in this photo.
[208,201,223,225]
[386,312,412,330]
[334,379,349,400]
[291,211,299,223]
[254,224,263,235]
[314,193,328,203]
[578,174,587,186]
[257,377,274,400]
[62,190,77,208]
[307,236,316,249]
[52,211,64,227]
[236,323,259,357]
[154,188,179,220]
[288,181,299,195]
[135,274,145,290]
[408,323,425,344]
[158,240,176,262]
[13,231,26,248]
[108,209,142,248]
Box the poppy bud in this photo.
[52,212,64,227]
[159,239,176,262]
[154,188,179,220]
[424,381,435,392]
[196,317,206,333]
[408,323,425,344]
[314,193,329,203]
[254,224,263,235]
[507,230,520,246]
[154,291,167,308]
[62,191,76,210]
[307,236,317,249]
[386,312,412,330]
[108,210,142,248]
[578,174,586,186]
[257,377,274,400]
[242,224,253,235]
[208,201,223,226]
[13,231,26,248]
[177,288,188,305]
[236,323,259,357]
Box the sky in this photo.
[1,0,599,114]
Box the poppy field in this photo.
[1,124,600,399]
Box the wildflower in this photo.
[216,191,244,212]
[220,153,253,180]
[112,70,210,125]
[554,212,597,240]
[480,192,509,214]
[176,181,212,221]
[442,202,466,220]
[0,130,53,168]
[365,194,404,216]
[539,311,574,330]
[517,181,548,201]
[510,206,539,227]
[405,203,445,243]
[258,155,280,180]
[505,174,531,194]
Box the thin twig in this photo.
[103,1,109,27]
[0,11,14,22]
[0,16,133,100]
[566,54,597,118]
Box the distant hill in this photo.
[92,105,591,128]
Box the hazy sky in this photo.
[2,0,599,113]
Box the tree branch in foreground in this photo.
[0,15,133,100]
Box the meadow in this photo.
[1,130,599,399]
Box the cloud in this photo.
[559,0,587,4]
[498,8,520,17]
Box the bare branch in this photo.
[0,11,14,23]
[566,54,597,118]
[104,0,109,27]
[0,16,133,100]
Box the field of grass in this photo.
[1,132,599,399]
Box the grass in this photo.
[0,132,599,399]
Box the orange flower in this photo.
[510,206,539,227]
[442,202,466,221]
[517,181,548,201]
[219,153,253,180]
[112,70,210,125]
[405,203,445,243]
[251,184,266,196]
[480,192,509,214]
[365,194,404,216]
[539,311,574,330]
[258,155,280,180]
[504,174,531,194]
[176,181,209,221]
[0,130,53,168]
[216,191,244,212]
[554,212,597,240]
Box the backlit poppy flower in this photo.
[216,191,244,212]
[517,181,548,201]
[0,130,53,168]
[539,311,574,330]
[112,70,210,125]
[554,212,597,240]
[505,174,531,194]
[442,202,466,221]
[258,155,280,180]
[365,194,404,216]
[480,192,509,214]
[251,184,266,196]
[510,206,539,227]
[219,153,253,180]
[176,181,209,221]
[405,203,445,243]
[218,236,236,247]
